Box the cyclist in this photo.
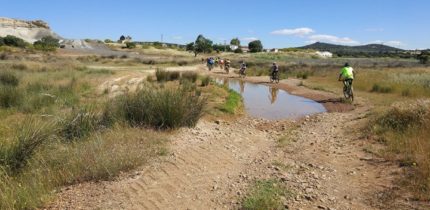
[225,59,231,73]
[339,63,355,100]
[338,62,354,83]
[207,57,215,71]
[271,62,279,80]
[239,61,247,76]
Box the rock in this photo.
[317,205,327,209]
[215,120,221,124]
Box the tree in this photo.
[104,39,113,43]
[192,35,213,56]
[418,52,429,64]
[234,48,243,54]
[0,37,4,46]
[186,42,195,52]
[118,35,126,43]
[248,40,263,53]
[230,38,240,47]
[33,36,60,51]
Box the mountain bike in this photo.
[342,79,354,102]
[270,71,279,83]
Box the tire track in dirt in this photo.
[47,118,273,210]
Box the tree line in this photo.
[185,35,263,56]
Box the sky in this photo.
[1,0,429,49]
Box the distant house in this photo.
[230,45,239,51]
[271,48,279,53]
[316,51,333,58]
[119,35,132,44]
[240,46,249,53]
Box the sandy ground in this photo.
[45,65,426,210]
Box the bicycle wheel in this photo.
[343,84,350,99]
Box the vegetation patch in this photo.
[242,179,292,210]
[369,100,430,200]
[113,85,206,129]
[219,89,242,114]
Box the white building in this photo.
[316,51,333,58]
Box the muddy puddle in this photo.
[216,78,326,120]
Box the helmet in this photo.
[344,63,350,67]
[273,62,277,65]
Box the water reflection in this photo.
[239,80,245,94]
[215,78,326,120]
[268,87,279,104]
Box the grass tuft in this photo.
[242,179,292,210]
[114,85,206,129]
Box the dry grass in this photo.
[370,100,430,200]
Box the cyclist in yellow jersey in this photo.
[339,62,354,81]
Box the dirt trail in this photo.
[46,66,419,210]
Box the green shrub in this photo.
[3,35,27,48]
[0,71,19,86]
[374,105,429,132]
[104,39,113,43]
[371,84,393,93]
[242,180,291,210]
[0,85,22,108]
[296,71,309,79]
[0,37,4,46]
[11,63,27,71]
[125,42,136,49]
[155,69,180,82]
[33,36,60,51]
[0,118,55,173]
[181,72,198,83]
[59,107,106,141]
[115,86,206,129]
[201,76,211,87]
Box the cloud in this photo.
[271,27,314,36]
[308,34,360,45]
[368,40,404,47]
[241,37,259,42]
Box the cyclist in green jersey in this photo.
[339,62,354,82]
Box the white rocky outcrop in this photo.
[0,17,62,43]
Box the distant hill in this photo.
[299,42,405,54]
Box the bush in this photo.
[155,69,180,82]
[59,107,108,141]
[104,39,113,43]
[296,71,309,79]
[0,85,22,108]
[0,37,4,46]
[201,76,211,87]
[234,48,243,53]
[33,36,60,51]
[115,86,206,129]
[181,72,198,83]
[0,71,19,86]
[125,42,136,49]
[371,84,393,93]
[0,118,54,173]
[374,105,429,132]
[2,35,27,48]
